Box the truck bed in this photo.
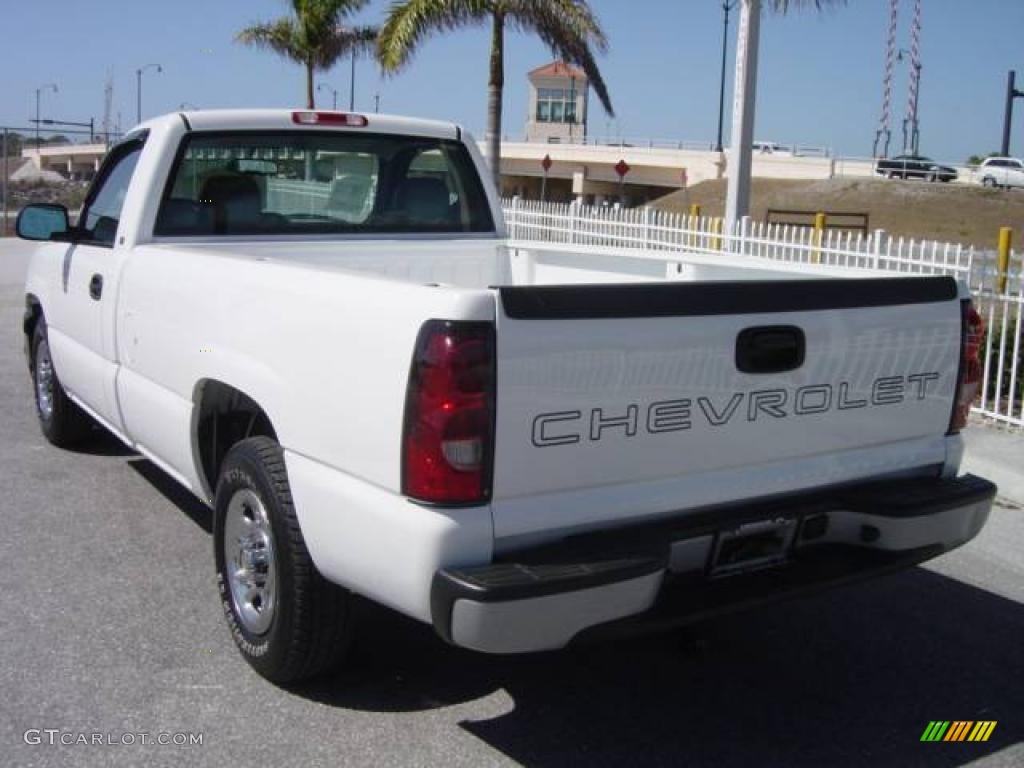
[151,237,892,290]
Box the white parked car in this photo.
[17,109,995,684]
[977,156,1024,188]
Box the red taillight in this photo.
[949,301,986,433]
[291,111,369,127]
[402,321,495,505]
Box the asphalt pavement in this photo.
[1,239,1021,767]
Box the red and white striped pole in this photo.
[873,0,899,158]
[905,0,922,155]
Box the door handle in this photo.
[89,274,103,301]
[736,326,805,374]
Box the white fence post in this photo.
[643,206,652,251]
[507,196,520,241]
[568,199,578,246]
[872,229,886,270]
[738,215,751,256]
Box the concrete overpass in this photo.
[21,143,107,180]
[489,141,855,205]
[16,137,970,201]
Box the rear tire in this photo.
[214,436,353,684]
[31,320,93,447]
[982,176,997,188]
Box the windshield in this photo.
[154,131,495,237]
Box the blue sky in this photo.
[1,0,1021,162]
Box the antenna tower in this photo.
[873,0,899,158]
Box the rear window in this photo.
[154,131,495,237]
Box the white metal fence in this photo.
[502,198,1024,430]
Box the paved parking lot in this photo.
[1,240,1021,767]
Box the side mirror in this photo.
[16,204,70,242]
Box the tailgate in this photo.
[491,276,963,542]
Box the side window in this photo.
[80,144,144,246]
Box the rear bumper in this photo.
[431,474,995,654]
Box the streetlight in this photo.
[715,1,738,153]
[136,63,162,124]
[34,83,58,150]
[317,82,338,110]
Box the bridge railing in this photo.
[502,197,1023,430]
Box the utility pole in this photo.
[318,82,339,110]
[374,93,381,113]
[2,128,9,236]
[1002,70,1024,157]
[724,0,760,233]
[715,1,737,153]
[349,51,357,111]
[34,83,58,150]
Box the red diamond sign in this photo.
[614,159,631,178]
[541,154,553,172]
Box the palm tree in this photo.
[237,0,378,109]
[378,0,614,188]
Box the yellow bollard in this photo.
[688,205,703,251]
[997,227,1012,294]
[812,212,827,264]
[712,217,724,251]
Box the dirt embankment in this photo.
[652,178,1024,250]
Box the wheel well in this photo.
[23,296,42,368]
[195,380,278,496]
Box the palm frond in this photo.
[511,0,613,115]
[238,0,375,72]
[236,19,304,63]
[377,0,490,73]
[315,24,380,67]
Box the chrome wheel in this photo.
[35,339,55,420]
[224,488,277,635]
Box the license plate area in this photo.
[710,517,798,577]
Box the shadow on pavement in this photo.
[298,568,1022,767]
[126,451,1022,765]
[64,426,136,457]
[128,458,213,533]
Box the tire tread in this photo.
[218,437,352,683]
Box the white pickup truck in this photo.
[18,109,995,684]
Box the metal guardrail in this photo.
[502,198,1023,430]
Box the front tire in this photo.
[982,176,997,188]
[31,320,93,447]
[214,437,353,683]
